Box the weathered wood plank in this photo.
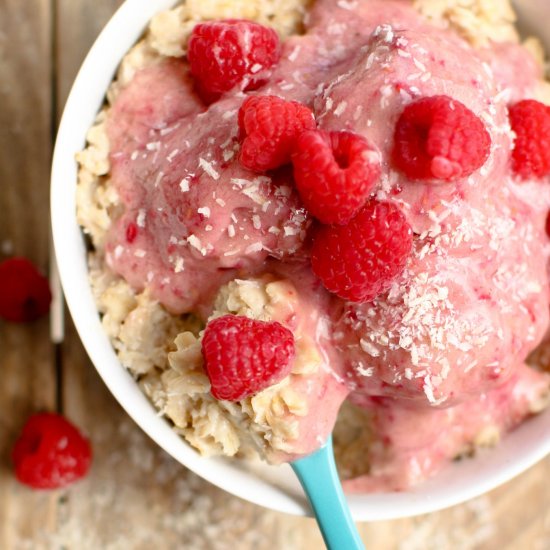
[55,0,125,105]
[0,0,58,547]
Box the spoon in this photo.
[291,436,365,550]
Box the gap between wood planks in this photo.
[49,0,65,415]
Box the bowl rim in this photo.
[51,0,550,521]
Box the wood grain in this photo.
[0,0,58,547]
[55,0,124,105]
[1,0,549,548]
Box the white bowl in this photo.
[51,0,550,521]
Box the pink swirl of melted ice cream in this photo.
[104,0,550,490]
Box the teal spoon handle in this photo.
[291,436,365,550]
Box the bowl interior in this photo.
[51,0,550,521]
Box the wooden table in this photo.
[1,1,549,548]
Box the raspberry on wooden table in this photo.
[292,129,381,225]
[311,200,413,303]
[509,99,550,179]
[392,95,491,181]
[0,257,52,323]
[239,95,316,172]
[188,20,281,104]
[12,413,92,489]
[201,315,295,401]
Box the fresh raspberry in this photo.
[311,200,413,302]
[0,257,52,323]
[545,210,550,239]
[509,100,550,179]
[188,20,281,104]
[292,130,381,225]
[392,95,491,181]
[12,413,92,489]
[201,315,295,401]
[126,222,138,243]
[239,95,316,172]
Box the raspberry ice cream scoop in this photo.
[102,0,550,490]
[343,363,549,492]
[335,176,550,407]
[106,61,310,313]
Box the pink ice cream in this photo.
[104,0,550,491]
